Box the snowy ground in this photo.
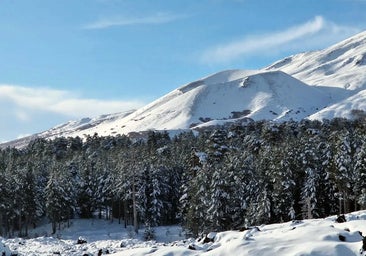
[1,219,185,256]
[2,211,366,255]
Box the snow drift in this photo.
[2,211,366,256]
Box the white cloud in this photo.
[201,16,361,64]
[0,84,145,121]
[14,109,30,122]
[83,12,185,29]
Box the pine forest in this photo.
[1,118,366,239]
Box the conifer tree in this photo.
[45,167,75,234]
[354,132,366,209]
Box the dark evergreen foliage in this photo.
[0,119,366,237]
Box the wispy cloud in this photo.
[0,84,145,122]
[83,12,185,29]
[201,16,361,64]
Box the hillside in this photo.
[77,70,332,135]
[308,89,366,120]
[2,31,366,148]
[266,31,366,90]
[0,111,133,148]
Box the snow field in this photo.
[2,210,366,255]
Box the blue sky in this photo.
[0,0,366,142]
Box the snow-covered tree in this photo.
[44,166,75,234]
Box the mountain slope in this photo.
[36,71,333,139]
[2,31,366,148]
[0,111,133,148]
[266,31,366,90]
[308,89,366,120]
[265,30,366,122]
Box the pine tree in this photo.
[333,129,354,213]
[299,133,322,219]
[270,147,297,222]
[179,147,201,231]
[354,131,366,209]
[21,164,39,236]
[193,129,229,233]
[207,164,234,231]
[229,152,256,229]
[0,160,9,236]
[44,168,74,234]
[317,139,338,217]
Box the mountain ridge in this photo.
[266,30,366,90]
[2,31,366,148]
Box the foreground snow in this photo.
[2,211,366,255]
[1,219,185,256]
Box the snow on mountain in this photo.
[2,31,366,148]
[39,110,134,137]
[2,69,336,149]
[266,31,366,90]
[264,31,366,121]
[0,111,133,148]
[2,210,366,256]
[308,89,366,120]
[88,70,331,135]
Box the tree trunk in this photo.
[117,200,121,225]
[123,201,127,228]
[0,213,3,236]
[18,214,22,237]
[68,208,71,228]
[52,221,56,234]
[52,213,57,234]
[343,191,348,214]
[132,175,138,234]
[25,215,29,237]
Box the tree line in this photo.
[0,118,366,238]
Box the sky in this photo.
[0,0,366,142]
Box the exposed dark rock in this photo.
[202,233,216,244]
[239,227,246,232]
[338,234,346,242]
[239,226,261,232]
[335,215,346,223]
[77,237,87,244]
[188,244,196,250]
[231,110,251,118]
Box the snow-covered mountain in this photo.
[2,31,366,148]
[308,89,366,121]
[73,70,332,135]
[266,30,366,121]
[266,30,366,90]
[1,71,335,148]
[0,111,133,148]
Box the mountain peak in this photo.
[3,31,366,148]
[266,30,366,90]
